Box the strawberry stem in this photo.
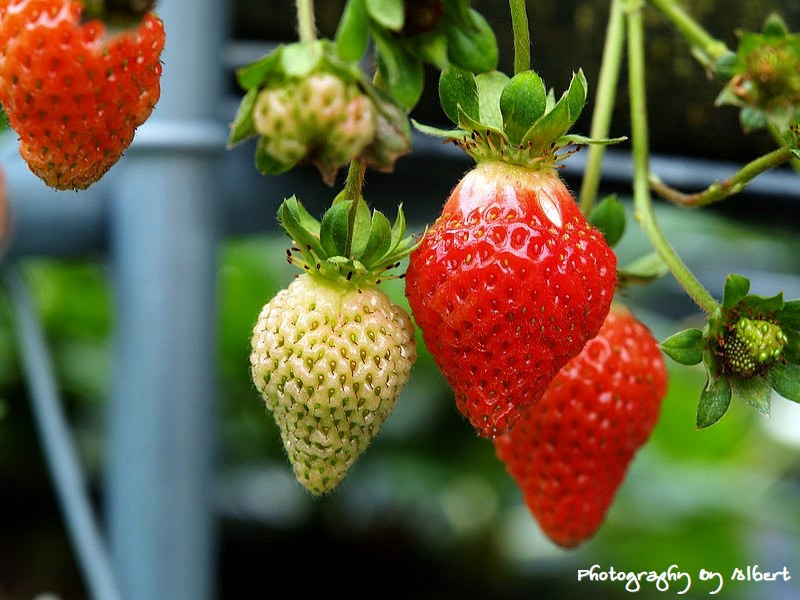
[649,145,794,207]
[295,0,317,44]
[509,0,531,74]
[646,0,730,70]
[626,0,720,316]
[343,159,367,256]
[579,0,626,216]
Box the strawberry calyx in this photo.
[228,38,411,185]
[715,13,800,134]
[413,65,625,171]
[661,273,800,428]
[277,194,419,288]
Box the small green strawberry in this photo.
[249,195,419,495]
[661,273,800,427]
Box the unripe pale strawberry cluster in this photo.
[253,73,377,178]
[250,273,416,495]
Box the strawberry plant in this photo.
[222,0,800,550]
[1,0,799,574]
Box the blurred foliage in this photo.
[1,200,799,598]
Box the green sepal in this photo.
[739,291,784,316]
[779,299,800,330]
[771,362,800,402]
[588,195,626,247]
[476,71,510,130]
[616,253,669,286]
[784,328,800,364]
[277,196,325,260]
[439,65,479,125]
[254,138,295,175]
[722,273,751,308]
[227,88,259,147]
[730,374,772,415]
[278,195,419,284]
[360,210,393,265]
[410,119,469,140]
[365,0,404,31]
[697,374,732,429]
[661,328,705,366]
[336,0,370,62]
[500,71,547,145]
[236,46,284,90]
[321,200,355,258]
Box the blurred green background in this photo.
[2,1,800,599]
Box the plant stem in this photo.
[509,0,531,74]
[579,0,626,216]
[647,0,730,69]
[343,159,367,256]
[650,145,793,207]
[295,0,317,43]
[626,1,719,316]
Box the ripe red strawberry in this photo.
[405,161,617,437]
[0,0,165,190]
[494,305,668,548]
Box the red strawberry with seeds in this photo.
[494,305,668,548]
[405,160,616,437]
[0,0,165,190]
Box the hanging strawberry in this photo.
[405,66,623,438]
[250,195,419,495]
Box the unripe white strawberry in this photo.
[253,86,309,165]
[322,94,377,167]
[299,73,351,131]
[250,273,416,495]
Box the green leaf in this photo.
[320,201,353,257]
[617,253,669,285]
[443,8,498,73]
[373,29,424,110]
[348,198,373,257]
[277,196,325,260]
[236,47,283,90]
[439,65,479,125]
[500,71,547,145]
[771,363,800,402]
[365,0,404,31]
[335,0,369,62]
[360,210,393,265]
[661,328,705,366]
[729,375,772,415]
[408,31,449,69]
[280,41,323,78]
[588,195,626,247]
[475,71,509,130]
[779,299,800,330]
[739,106,767,133]
[254,138,295,175]
[763,12,789,38]
[697,375,732,429]
[722,274,750,308]
[228,88,258,146]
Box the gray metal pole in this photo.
[105,0,227,598]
